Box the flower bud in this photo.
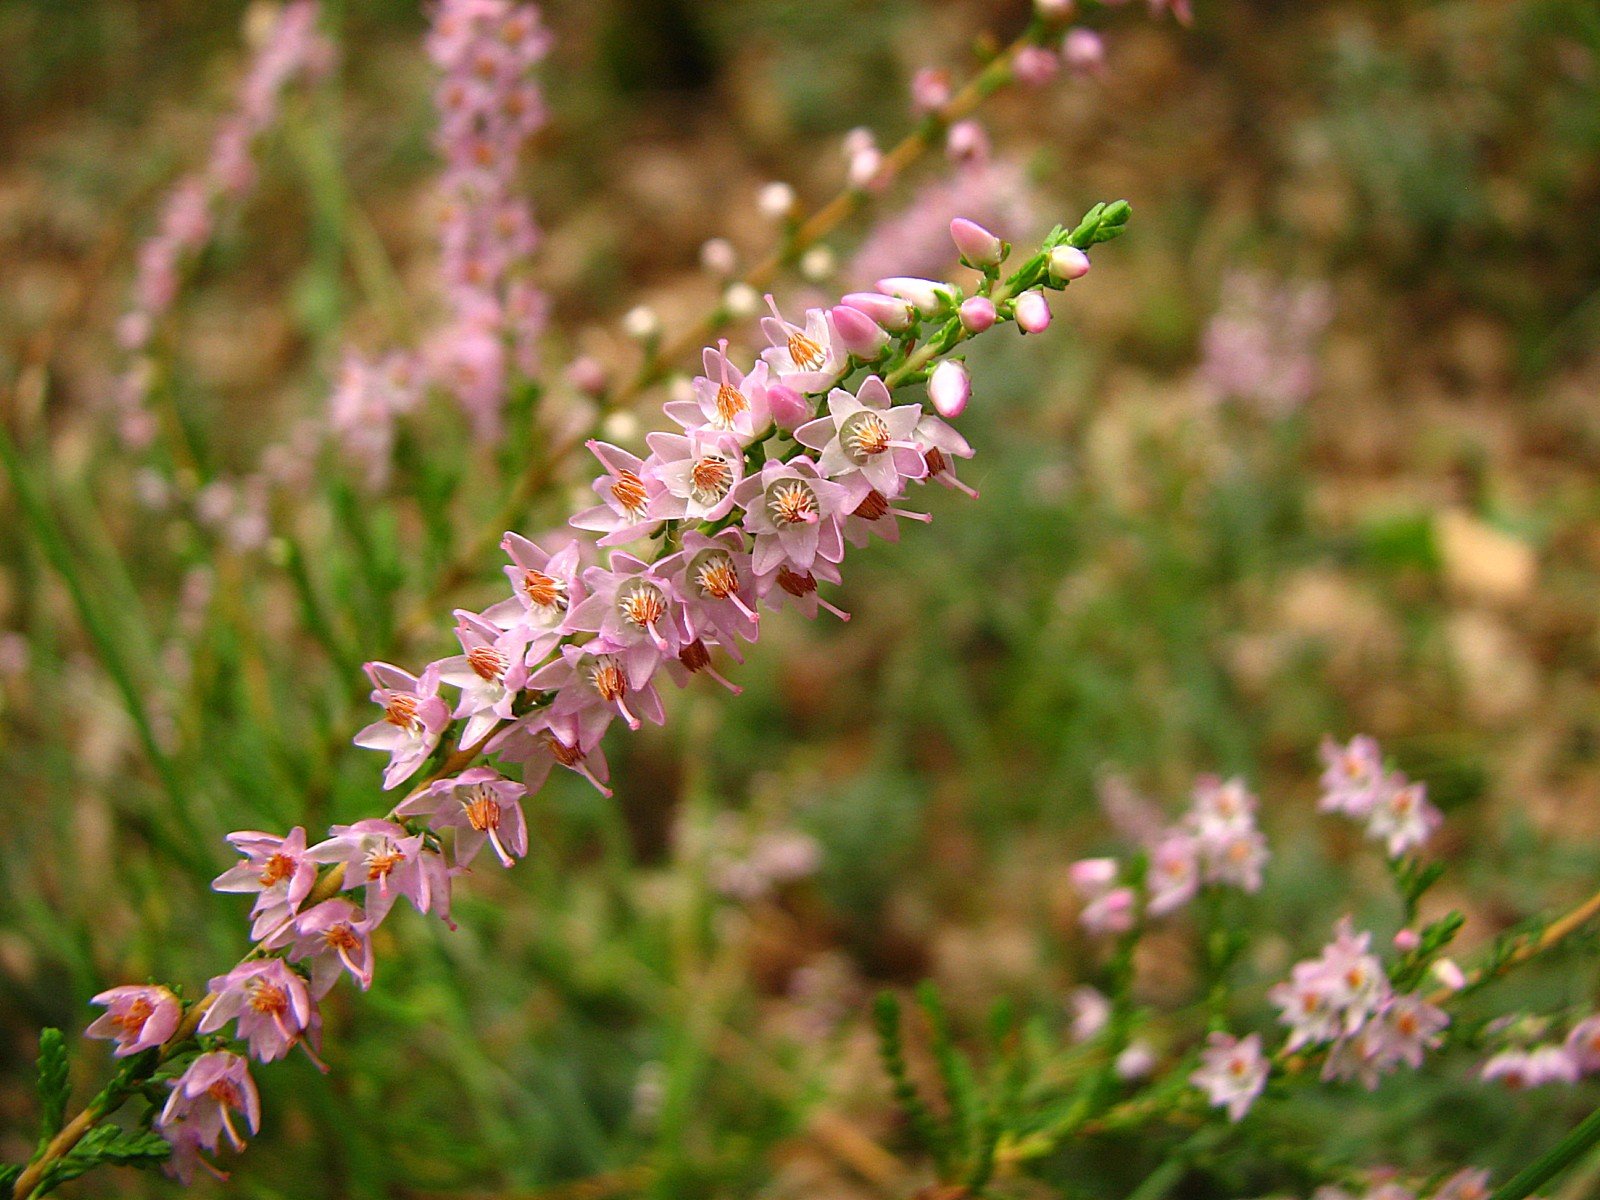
[622,304,660,342]
[1063,28,1106,76]
[1432,958,1468,992]
[946,119,990,164]
[799,245,835,282]
[840,291,915,331]
[1392,928,1421,953]
[928,359,971,419]
[723,282,761,318]
[765,384,810,432]
[757,181,797,221]
[829,304,890,359]
[1049,244,1092,281]
[877,276,956,317]
[699,237,737,278]
[1014,289,1052,334]
[958,296,997,334]
[565,355,608,397]
[1012,46,1059,87]
[950,217,1006,269]
[1036,0,1074,17]
[910,67,952,114]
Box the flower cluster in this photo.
[1318,735,1442,858]
[1069,774,1269,935]
[1480,1012,1600,1089]
[115,1,333,447]
[83,208,1117,1183]
[1269,917,1450,1090]
[423,0,551,440]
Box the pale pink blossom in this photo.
[86,985,182,1057]
[1190,1032,1267,1121]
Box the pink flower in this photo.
[732,457,851,579]
[352,662,451,789]
[1565,1014,1600,1073]
[569,441,665,545]
[265,898,375,997]
[1190,1032,1267,1121]
[200,960,319,1064]
[646,428,747,523]
[86,985,182,1057]
[211,826,319,939]
[759,298,848,394]
[665,340,773,445]
[157,1051,260,1184]
[1366,778,1441,858]
[307,818,453,926]
[795,375,928,505]
[1317,735,1387,818]
[411,768,529,868]
[433,610,530,746]
[487,709,614,797]
[528,643,666,736]
[671,529,762,646]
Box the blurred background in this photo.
[2,0,1600,1195]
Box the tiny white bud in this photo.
[1432,958,1468,992]
[622,305,660,342]
[757,181,796,221]
[723,282,761,318]
[601,410,641,443]
[799,245,835,282]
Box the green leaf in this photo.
[34,1028,70,1151]
[1487,1103,1600,1200]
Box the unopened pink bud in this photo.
[840,291,915,332]
[958,296,997,333]
[877,276,954,317]
[946,119,990,164]
[929,360,971,419]
[1392,928,1421,953]
[1014,289,1053,334]
[950,217,1006,269]
[1069,857,1119,894]
[765,384,810,432]
[565,356,608,397]
[1013,46,1059,87]
[1432,958,1467,991]
[829,304,890,358]
[910,67,952,114]
[1063,28,1106,75]
[1049,245,1092,281]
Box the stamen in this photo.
[383,693,420,727]
[111,998,154,1036]
[467,645,509,681]
[924,448,948,476]
[463,787,502,832]
[543,734,613,797]
[247,980,289,1018]
[260,852,295,886]
[679,640,711,671]
[777,567,817,596]
[522,569,567,612]
[365,847,404,883]
[787,331,825,371]
[619,583,671,649]
[841,411,891,461]
[854,491,889,520]
[610,469,649,518]
[713,384,748,426]
[690,454,732,504]
[589,660,627,704]
[767,479,819,525]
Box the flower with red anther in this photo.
[666,339,773,445]
[352,662,451,789]
[266,898,375,997]
[86,985,182,1058]
[157,1051,260,1184]
[200,960,320,1066]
